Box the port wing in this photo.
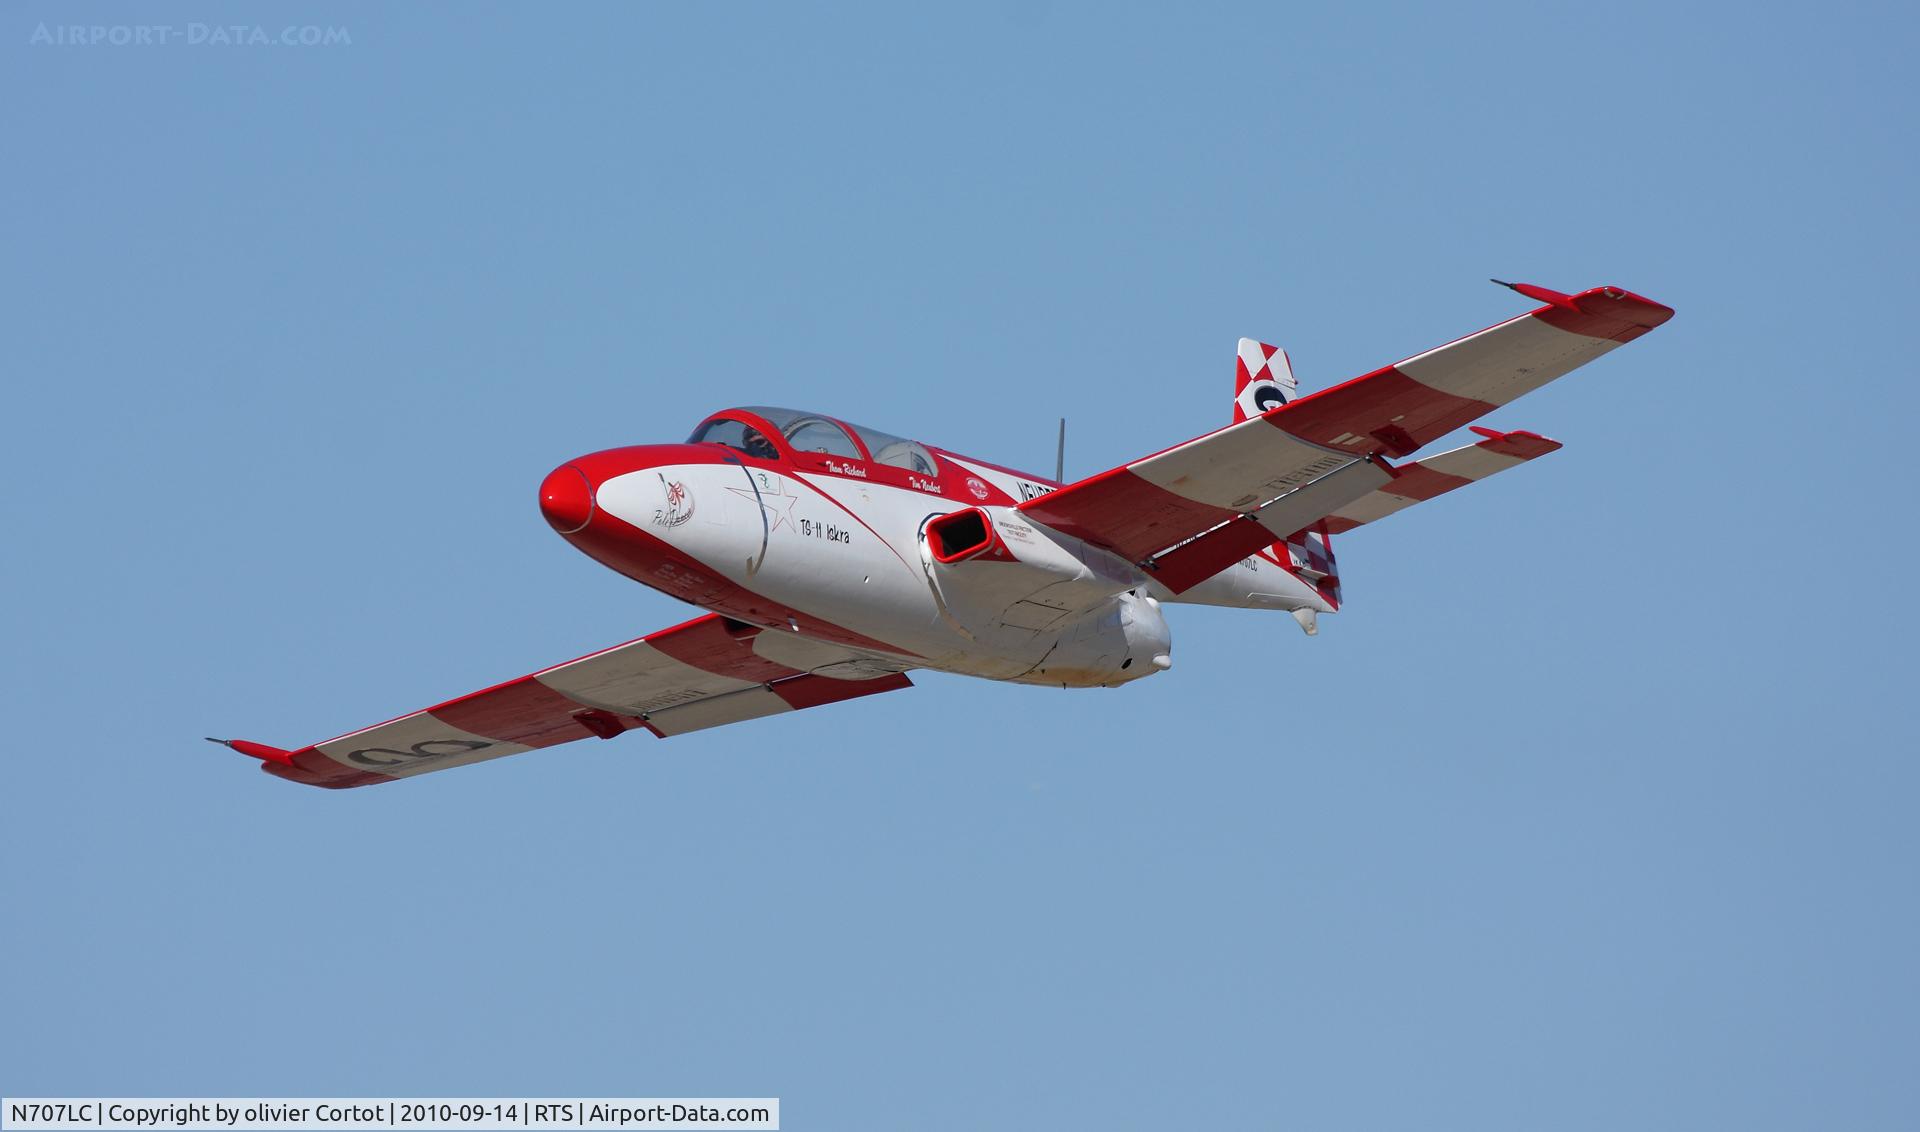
[1019,284,1671,564]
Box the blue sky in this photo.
[3,3,1914,1128]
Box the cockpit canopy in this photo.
[688,406,940,476]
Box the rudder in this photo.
[1234,338,1297,422]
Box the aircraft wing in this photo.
[1320,426,1561,534]
[1019,283,1671,565]
[1136,425,1570,590]
[213,614,913,789]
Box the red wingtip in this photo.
[1572,285,1675,328]
[1492,279,1580,310]
[208,737,298,767]
[1495,279,1674,341]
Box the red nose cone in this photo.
[539,463,594,534]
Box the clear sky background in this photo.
[3,3,1915,1129]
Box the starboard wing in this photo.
[213,614,913,789]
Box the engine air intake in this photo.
[926,508,995,563]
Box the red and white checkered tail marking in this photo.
[1282,525,1341,607]
[1235,339,1320,598]
[1233,338,1297,423]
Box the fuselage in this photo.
[538,406,1333,688]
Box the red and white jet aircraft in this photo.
[214,281,1671,788]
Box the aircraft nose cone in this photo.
[539,463,595,534]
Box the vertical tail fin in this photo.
[1282,521,1341,610]
[1234,338,1296,422]
[1235,339,1329,616]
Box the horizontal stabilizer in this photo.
[1144,457,1390,593]
[1323,426,1561,534]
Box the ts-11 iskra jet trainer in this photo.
[213,280,1672,788]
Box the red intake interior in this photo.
[926,508,995,563]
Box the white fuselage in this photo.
[552,424,1332,689]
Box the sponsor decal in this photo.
[965,475,991,501]
[652,474,695,528]
[1016,480,1056,501]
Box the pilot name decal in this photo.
[908,475,943,494]
[821,459,868,478]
